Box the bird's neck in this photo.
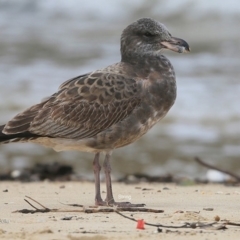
[121,51,151,64]
[121,52,174,79]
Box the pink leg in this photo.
[103,152,114,203]
[92,153,105,206]
[103,152,145,207]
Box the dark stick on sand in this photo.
[195,157,240,182]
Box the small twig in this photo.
[117,208,163,213]
[115,211,189,228]
[197,221,217,228]
[24,199,40,211]
[116,211,240,230]
[195,157,240,182]
[58,201,84,208]
[213,224,227,230]
[226,221,240,227]
[25,195,49,209]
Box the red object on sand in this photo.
[136,219,145,229]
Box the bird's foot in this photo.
[95,199,145,207]
[109,201,145,208]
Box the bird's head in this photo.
[121,18,190,61]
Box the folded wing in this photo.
[3,71,142,140]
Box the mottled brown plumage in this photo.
[0,18,190,206]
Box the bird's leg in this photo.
[103,152,145,207]
[92,153,105,206]
[103,152,115,204]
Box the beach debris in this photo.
[12,195,240,232]
[115,211,239,231]
[136,219,145,229]
[13,196,164,214]
[203,208,214,211]
[195,157,240,182]
[61,216,75,220]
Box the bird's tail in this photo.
[0,124,38,144]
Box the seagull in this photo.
[0,18,190,207]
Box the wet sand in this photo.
[1,181,240,239]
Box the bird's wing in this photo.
[4,71,142,139]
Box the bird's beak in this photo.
[161,37,190,53]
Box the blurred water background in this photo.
[0,0,239,179]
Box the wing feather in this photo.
[4,71,142,140]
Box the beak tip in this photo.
[161,37,190,54]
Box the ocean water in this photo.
[0,0,239,179]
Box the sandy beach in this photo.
[0,181,240,239]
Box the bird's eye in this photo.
[143,32,155,37]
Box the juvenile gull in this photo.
[0,18,190,207]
